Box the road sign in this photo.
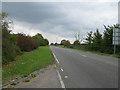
[113,27,120,45]
[113,27,120,54]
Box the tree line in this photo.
[2,13,49,64]
[51,24,120,54]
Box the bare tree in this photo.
[74,30,83,43]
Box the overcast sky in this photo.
[2,1,119,43]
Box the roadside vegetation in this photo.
[2,47,52,81]
[51,24,120,58]
[1,12,51,83]
[2,12,49,65]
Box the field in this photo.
[2,47,53,82]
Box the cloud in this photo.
[2,2,118,43]
[13,23,75,43]
[2,0,120,2]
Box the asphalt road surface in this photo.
[50,46,118,88]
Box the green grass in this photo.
[59,46,120,58]
[2,46,53,81]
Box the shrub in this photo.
[2,28,22,64]
[32,33,49,46]
[2,13,22,64]
[60,40,66,45]
[73,40,80,45]
[23,79,30,82]
[11,83,16,85]
[64,40,71,47]
[50,43,54,45]
[17,35,38,52]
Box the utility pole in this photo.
[114,44,116,54]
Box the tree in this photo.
[32,33,49,46]
[44,39,49,46]
[103,25,113,46]
[64,40,71,47]
[92,28,102,51]
[85,31,93,45]
[74,30,83,43]
[32,33,43,39]
[55,43,58,46]
[17,35,38,52]
[2,12,22,64]
[103,24,119,53]
[60,39,66,45]
[73,40,80,45]
[50,43,54,45]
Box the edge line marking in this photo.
[53,52,60,63]
[57,70,65,88]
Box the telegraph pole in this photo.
[114,44,116,54]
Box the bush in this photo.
[23,79,30,82]
[38,39,49,46]
[69,44,74,48]
[50,43,54,45]
[17,35,38,52]
[32,33,49,46]
[64,40,71,47]
[73,40,80,45]
[11,83,16,85]
[2,26,22,64]
[2,12,22,64]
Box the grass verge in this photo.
[2,46,53,83]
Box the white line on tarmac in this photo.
[53,52,60,63]
[57,70,65,88]
[64,76,68,78]
[81,55,87,57]
[60,68,64,71]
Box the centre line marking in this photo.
[57,70,65,88]
[64,76,68,78]
[53,52,60,63]
[82,55,87,57]
[60,68,63,71]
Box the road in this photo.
[50,46,118,88]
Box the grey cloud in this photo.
[2,2,67,23]
[2,2,79,37]
[2,2,117,39]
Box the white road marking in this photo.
[57,71,65,88]
[81,55,87,57]
[64,76,68,78]
[53,52,60,63]
[60,68,64,71]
